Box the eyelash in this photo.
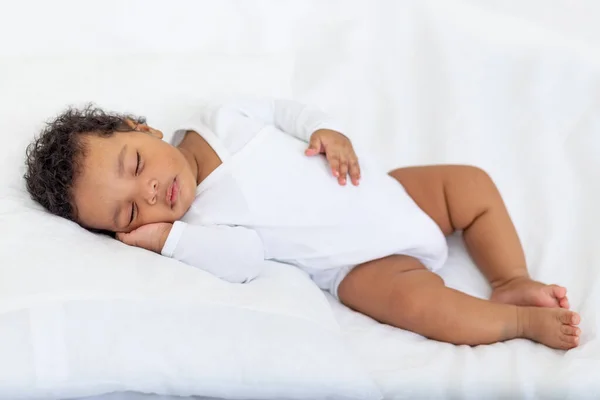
[135,151,141,175]
[130,203,136,224]
[130,151,142,224]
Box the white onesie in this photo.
[162,98,448,299]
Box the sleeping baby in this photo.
[24,98,580,349]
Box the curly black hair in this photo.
[24,104,146,225]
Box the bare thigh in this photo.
[338,165,487,311]
[388,165,491,236]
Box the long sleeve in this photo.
[222,98,346,143]
[161,221,264,284]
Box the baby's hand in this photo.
[116,222,173,253]
[305,129,361,186]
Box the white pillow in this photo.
[0,55,381,400]
[0,196,380,400]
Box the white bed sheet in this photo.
[77,394,212,400]
[327,236,600,399]
[316,2,600,398]
[1,0,600,399]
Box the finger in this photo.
[117,232,135,246]
[338,157,348,185]
[327,154,340,177]
[349,157,361,186]
[305,136,322,156]
[116,232,128,244]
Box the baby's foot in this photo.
[519,307,581,350]
[491,277,569,309]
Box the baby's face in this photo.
[72,127,197,233]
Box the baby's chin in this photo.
[172,199,193,221]
[174,184,196,218]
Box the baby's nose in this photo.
[147,179,158,205]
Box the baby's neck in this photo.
[177,130,222,185]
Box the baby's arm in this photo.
[223,98,345,143]
[118,222,263,283]
[219,98,361,185]
[162,222,263,283]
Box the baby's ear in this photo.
[124,118,138,130]
[146,126,163,139]
[125,118,163,139]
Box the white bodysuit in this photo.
[162,98,448,299]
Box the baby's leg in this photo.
[337,255,580,348]
[389,165,569,309]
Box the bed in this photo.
[1,1,599,399]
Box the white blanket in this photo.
[1,0,599,398]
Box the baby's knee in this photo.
[458,165,496,191]
[387,268,445,320]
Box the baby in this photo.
[25,98,580,349]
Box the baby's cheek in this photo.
[180,188,194,212]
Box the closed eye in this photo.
[129,202,136,225]
[129,151,141,225]
[135,151,141,175]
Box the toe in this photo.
[559,311,581,325]
[559,334,579,349]
[550,285,567,300]
[560,325,581,336]
[559,297,570,309]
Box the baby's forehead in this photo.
[81,131,142,163]
[82,130,132,148]
[77,134,126,177]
